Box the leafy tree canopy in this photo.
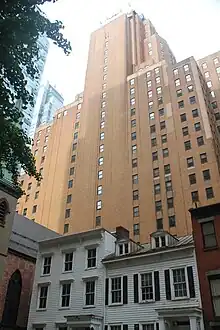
[0,0,71,193]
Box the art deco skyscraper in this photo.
[17,12,220,242]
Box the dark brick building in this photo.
[0,214,59,328]
[190,203,220,330]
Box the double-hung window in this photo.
[87,248,96,268]
[111,277,122,304]
[140,273,154,301]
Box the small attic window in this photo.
[118,242,130,255]
[153,235,167,249]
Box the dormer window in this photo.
[154,235,167,248]
[118,242,129,255]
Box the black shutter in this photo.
[164,269,171,300]
[123,325,128,330]
[187,266,195,298]
[156,323,159,330]
[133,274,139,303]
[123,276,128,304]
[154,271,160,301]
[134,324,139,330]
[105,278,109,305]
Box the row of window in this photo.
[37,265,195,311]
[105,266,195,305]
[42,247,97,277]
[202,57,219,70]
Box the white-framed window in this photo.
[154,67,160,75]
[147,80,152,88]
[175,79,180,87]
[210,278,220,317]
[173,68,178,75]
[96,200,102,210]
[76,112,80,120]
[110,326,121,330]
[102,92,106,98]
[210,91,215,98]
[103,83,107,89]
[101,101,106,108]
[214,58,219,65]
[100,121,105,129]
[118,242,129,255]
[140,272,154,301]
[97,185,102,195]
[42,256,52,275]
[207,81,212,88]
[130,88,135,95]
[87,248,96,268]
[85,280,95,306]
[149,112,155,120]
[77,103,82,110]
[103,66,107,72]
[100,132,104,140]
[148,91,153,98]
[130,98,135,106]
[142,324,155,330]
[157,87,162,95]
[202,62,207,69]
[63,252,73,272]
[156,76,160,84]
[204,71,209,78]
[130,78,135,86]
[171,268,188,299]
[60,282,71,308]
[149,101,153,109]
[132,145,137,154]
[38,284,49,310]
[111,277,122,304]
[99,144,104,153]
[98,170,103,179]
[98,157,104,165]
[101,111,105,119]
[146,71,151,78]
[186,74,191,82]
[183,64,189,72]
[63,110,68,116]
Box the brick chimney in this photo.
[115,226,129,239]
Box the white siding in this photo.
[28,231,116,330]
[105,248,202,327]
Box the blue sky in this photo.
[41,0,220,104]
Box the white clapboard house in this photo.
[28,227,204,330]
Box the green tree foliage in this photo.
[0,0,71,190]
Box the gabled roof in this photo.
[102,235,193,263]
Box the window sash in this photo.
[140,273,153,301]
[39,286,48,309]
[210,278,220,316]
[87,249,96,268]
[111,277,122,303]
[43,257,51,274]
[61,283,71,307]
[64,253,73,272]
[85,281,95,305]
[172,268,188,298]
